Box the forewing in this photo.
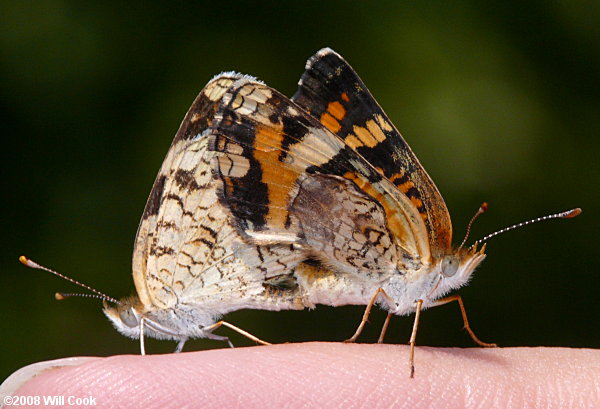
[209,79,431,278]
[292,48,452,255]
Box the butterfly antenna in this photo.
[19,256,121,305]
[473,208,581,246]
[55,292,111,302]
[458,202,488,251]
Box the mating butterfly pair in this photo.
[22,48,580,376]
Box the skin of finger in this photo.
[12,343,600,409]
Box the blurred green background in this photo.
[2,1,598,381]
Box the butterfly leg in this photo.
[377,312,393,344]
[431,294,497,347]
[139,317,146,356]
[174,338,188,353]
[204,331,234,348]
[408,299,424,378]
[345,288,395,343]
[202,321,272,347]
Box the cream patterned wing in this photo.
[132,73,242,309]
[133,74,305,313]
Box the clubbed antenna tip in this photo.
[458,202,488,251]
[563,208,582,218]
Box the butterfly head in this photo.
[103,295,145,339]
[426,202,489,297]
[429,243,487,300]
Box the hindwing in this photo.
[132,73,304,311]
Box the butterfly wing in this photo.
[132,73,304,312]
[209,78,432,279]
[292,48,452,256]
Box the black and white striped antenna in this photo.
[472,208,581,247]
[19,255,121,305]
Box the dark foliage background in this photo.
[2,1,598,381]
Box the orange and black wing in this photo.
[292,48,452,255]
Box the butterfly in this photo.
[207,47,580,376]
[99,73,312,354]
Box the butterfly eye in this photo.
[441,255,459,277]
[119,307,139,328]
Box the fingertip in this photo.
[7,344,600,408]
[1,357,98,399]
